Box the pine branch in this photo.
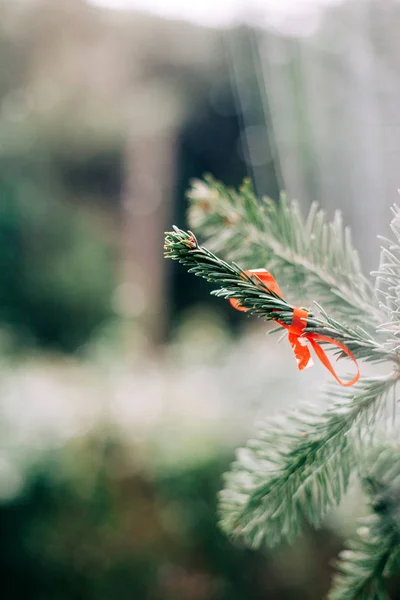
[329,443,400,599]
[187,176,381,325]
[218,376,396,550]
[164,227,395,364]
[329,522,394,600]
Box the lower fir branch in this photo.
[329,441,400,599]
[329,518,396,600]
[218,376,396,550]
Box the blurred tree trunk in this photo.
[121,123,177,353]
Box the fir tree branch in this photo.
[329,519,395,600]
[164,227,396,364]
[187,176,381,326]
[218,376,396,550]
[329,443,400,599]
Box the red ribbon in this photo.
[230,269,360,387]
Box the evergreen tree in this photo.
[164,176,400,599]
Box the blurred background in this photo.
[0,0,399,598]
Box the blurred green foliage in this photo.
[0,160,115,352]
[0,439,340,600]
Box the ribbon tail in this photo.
[307,335,360,387]
[288,332,313,371]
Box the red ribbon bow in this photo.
[230,269,360,387]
